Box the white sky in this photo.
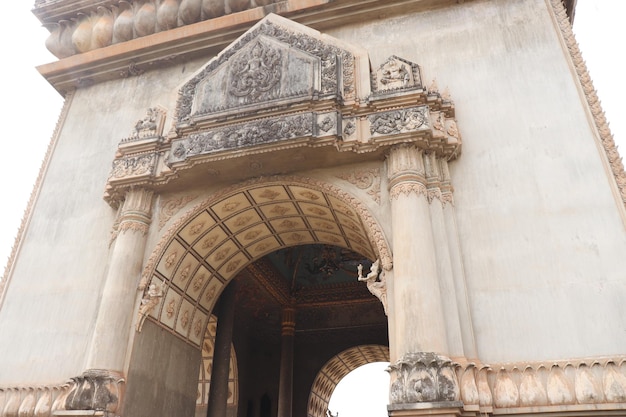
[0,2,623,411]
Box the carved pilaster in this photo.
[388,353,461,406]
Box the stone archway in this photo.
[307,345,390,417]
[137,176,392,348]
[124,176,392,417]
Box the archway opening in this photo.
[327,362,390,417]
[129,180,392,417]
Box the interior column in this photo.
[207,281,237,417]
[277,306,296,417]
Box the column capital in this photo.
[281,306,296,336]
[114,188,155,239]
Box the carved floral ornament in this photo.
[103,14,462,208]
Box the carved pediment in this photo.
[174,14,366,129]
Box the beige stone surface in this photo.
[1,0,625,415]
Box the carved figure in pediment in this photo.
[380,59,410,89]
[374,56,421,93]
[357,259,388,314]
[229,41,282,102]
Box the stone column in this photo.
[207,282,237,417]
[387,144,448,356]
[63,187,154,414]
[277,306,296,417]
[86,187,154,371]
[386,144,461,416]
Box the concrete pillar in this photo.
[386,145,463,416]
[207,281,237,417]
[85,187,154,372]
[387,144,448,357]
[277,306,295,417]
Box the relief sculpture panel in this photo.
[193,36,320,118]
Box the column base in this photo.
[388,401,463,417]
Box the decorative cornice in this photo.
[0,90,74,311]
[549,0,626,207]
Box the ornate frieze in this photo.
[170,112,324,163]
[388,352,460,404]
[369,107,429,136]
[110,152,157,179]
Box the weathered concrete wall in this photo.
[1,0,625,391]
[123,319,200,417]
[0,60,206,384]
[328,0,626,362]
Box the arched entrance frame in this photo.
[136,175,393,348]
[307,345,390,417]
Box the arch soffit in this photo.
[138,175,392,348]
[307,344,390,417]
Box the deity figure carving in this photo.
[357,259,388,315]
[136,283,165,332]
[380,60,410,89]
[229,41,282,102]
[134,108,158,136]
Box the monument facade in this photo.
[1,0,626,416]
